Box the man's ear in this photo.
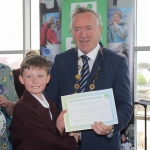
[19,75,24,85]
[97,26,102,38]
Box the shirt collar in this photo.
[31,93,49,108]
[78,43,100,61]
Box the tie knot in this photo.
[81,55,90,62]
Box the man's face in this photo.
[71,12,101,54]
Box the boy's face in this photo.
[19,67,50,99]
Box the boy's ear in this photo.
[47,74,50,83]
[19,75,24,85]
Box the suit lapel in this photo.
[68,49,78,87]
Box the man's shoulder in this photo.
[56,48,76,58]
[103,47,126,58]
[102,48,127,65]
[102,47,116,57]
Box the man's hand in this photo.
[91,121,113,135]
[69,132,79,143]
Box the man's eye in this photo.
[74,28,81,32]
[86,27,92,31]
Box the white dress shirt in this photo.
[78,43,100,74]
[77,43,114,138]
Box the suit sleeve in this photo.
[112,56,133,137]
[9,103,77,150]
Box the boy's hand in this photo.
[56,110,67,134]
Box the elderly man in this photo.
[44,7,133,150]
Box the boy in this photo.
[9,55,78,150]
[13,49,40,98]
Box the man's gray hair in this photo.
[70,7,102,31]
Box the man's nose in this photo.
[80,29,87,37]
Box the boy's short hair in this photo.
[25,50,40,57]
[20,55,50,76]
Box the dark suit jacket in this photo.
[12,68,25,98]
[44,42,133,150]
[9,90,77,150]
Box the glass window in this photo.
[0,0,23,51]
[135,51,150,116]
[137,0,150,46]
[0,54,23,70]
[136,120,150,149]
[135,1,150,149]
[31,0,40,50]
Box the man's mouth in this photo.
[80,40,89,44]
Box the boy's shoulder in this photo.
[45,97,56,107]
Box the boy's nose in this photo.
[33,77,38,83]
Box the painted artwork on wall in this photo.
[62,0,107,52]
[39,0,62,70]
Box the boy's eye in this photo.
[27,75,31,78]
[38,75,43,77]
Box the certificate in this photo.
[61,88,118,132]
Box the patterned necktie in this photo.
[79,55,90,93]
